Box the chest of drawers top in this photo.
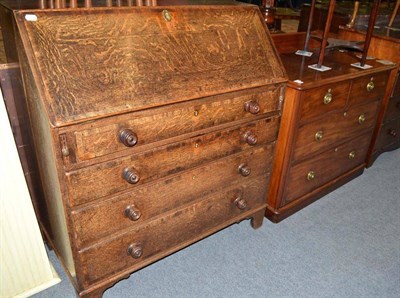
[15,5,286,127]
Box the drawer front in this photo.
[349,71,388,106]
[65,85,282,164]
[283,133,371,205]
[300,81,350,123]
[293,100,379,162]
[375,117,400,151]
[71,143,274,248]
[67,116,279,206]
[78,175,268,284]
[384,94,400,122]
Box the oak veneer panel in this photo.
[15,7,286,126]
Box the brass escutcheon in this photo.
[307,171,315,181]
[315,130,324,142]
[348,151,356,159]
[162,9,172,22]
[358,114,366,124]
[367,81,375,92]
[323,89,333,104]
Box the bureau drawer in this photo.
[300,81,350,123]
[62,85,282,165]
[78,175,268,284]
[283,133,371,205]
[67,116,279,206]
[293,100,379,162]
[375,117,400,151]
[349,71,388,106]
[71,143,274,247]
[384,94,400,122]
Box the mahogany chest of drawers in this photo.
[266,48,396,222]
[11,3,286,297]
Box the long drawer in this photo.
[77,175,268,284]
[293,100,379,162]
[71,143,274,247]
[66,116,279,206]
[282,132,372,205]
[61,85,282,166]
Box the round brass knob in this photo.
[127,244,143,259]
[123,168,140,184]
[348,151,356,160]
[119,129,138,147]
[323,92,333,105]
[244,101,261,115]
[234,197,247,210]
[315,130,324,142]
[389,129,397,137]
[243,131,258,146]
[238,164,251,177]
[125,205,142,221]
[366,81,375,92]
[307,171,315,181]
[358,114,366,124]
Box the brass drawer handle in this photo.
[307,171,315,181]
[123,168,140,184]
[348,151,356,160]
[125,205,142,221]
[119,129,138,147]
[323,90,333,105]
[238,164,251,177]
[234,197,247,210]
[127,244,143,259]
[358,114,366,124]
[243,131,258,146]
[366,81,375,92]
[315,130,324,142]
[162,9,172,22]
[244,100,260,115]
[389,129,397,137]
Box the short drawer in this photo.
[77,175,268,284]
[283,132,371,205]
[71,143,274,247]
[300,81,350,123]
[61,85,282,165]
[66,116,279,206]
[375,117,400,152]
[349,71,388,106]
[293,100,379,162]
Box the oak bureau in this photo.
[6,1,287,297]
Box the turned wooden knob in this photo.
[244,101,260,114]
[389,129,397,137]
[127,244,143,259]
[125,205,141,221]
[238,164,251,177]
[243,131,258,146]
[234,197,247,210]
[123,168,140,184]
[119,129,138,147]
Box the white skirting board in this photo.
[0,87,60,297]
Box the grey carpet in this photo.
[33,150,400,298]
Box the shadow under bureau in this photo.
[12,3,286,297]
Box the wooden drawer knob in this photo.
[348,151,356,160]
[238,164,251,177]
[307,171,315,181]
[123,168,140,184]
[244,101,260,114]
[234,197,247,210]
[125,205,142,221]
[315,130,324,142]
[127,244,143,259]
[243,131,258,146]
[119,129,138,147]
[323,90,333,105]
[358,114,366,124]
[366,81,375,92]
[389,129,397,137]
